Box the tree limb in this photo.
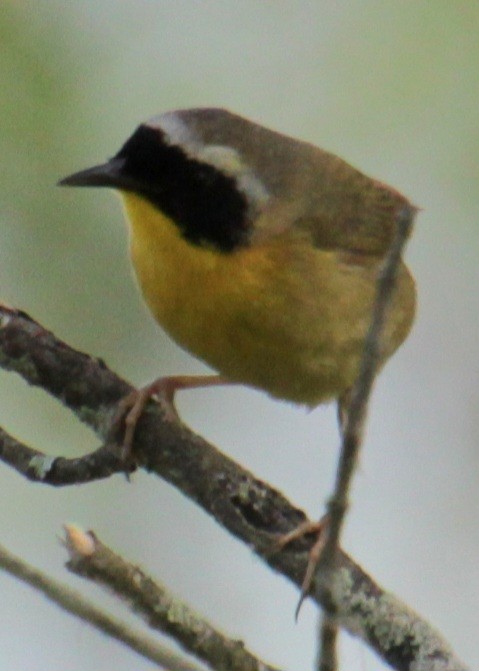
[64,524,281,671]
[0,305,469,671]
[0,541,204,671]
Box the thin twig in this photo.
[0,425,123,484]
[64,525,281,671]
[314,206,416,670]
[0,542,204,671]
[320,206,416,572]
[317,615,338,671]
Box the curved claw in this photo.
[272,516,329,620]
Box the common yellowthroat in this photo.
[59,108,416,440]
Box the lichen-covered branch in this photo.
[0,542,203,671]
[0,305,469,671]
[0,425,123,484]
[64,525,280,671]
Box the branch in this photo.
[64,524,280,671]
[322,206,416,567]
[0,305,469,671]
[314,206,415,669]
[317,615,337,671]
[0,542,204,671]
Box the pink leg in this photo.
[119,374,233,453]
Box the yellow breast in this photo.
[121,192,415,405]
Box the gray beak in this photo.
[58,157,127,189]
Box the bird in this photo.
[59,108,416,447]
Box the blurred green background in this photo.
[1,2,478,670]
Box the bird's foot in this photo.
[115,374,230,464]
[274,515,330,619]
